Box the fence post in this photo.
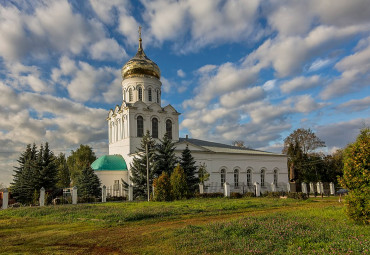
[254,182,260,197]
[271,182,276,192]
[2,188,8,209]
[301,182,308,194]
[128,184,133,201]
[199,183,204,194]
[224,182,230,197]
[329,182,335,196]
[309,182,315,194]
[102,185,106,203]
[72,186,78,204]
[39,187,45,207]
[286,182,290,193]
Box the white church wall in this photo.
[174,151,289,194]
[95,171,129,189]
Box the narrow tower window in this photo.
[156,90,160,103]
[152,118,158,138]
[148,88,152,102]
[138,87,143,101]
[129,88,133,102]
[137,116,144,137]
[166,119,172,139]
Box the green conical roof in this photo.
[91,155,128,171]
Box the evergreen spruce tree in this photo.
[38,142,57,191]
[170,164,188,200]
[76,165,101,199]
[180,145,199,195]
[130,131,157,199]
[154,133,178,176]
[56,153,71,188]
[11,143,38,204]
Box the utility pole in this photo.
[146,142,149,202]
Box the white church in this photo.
[92,30,289,196]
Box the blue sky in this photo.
[1,0,370,186]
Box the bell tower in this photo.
[107,27,180,168]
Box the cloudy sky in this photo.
[1,0,369,186]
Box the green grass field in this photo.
[0,197,368,254]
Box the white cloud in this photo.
[321,38,370,99]
[337,96,370,112]
[177,69,186,78]
[280,75,321,94]
[308,58,333,72]
[89,38,127,61]
[0,1,106,61]
[220,87,265,108]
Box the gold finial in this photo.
[138,26,143,50]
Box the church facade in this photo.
[94,31,289,195]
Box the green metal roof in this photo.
[91,155,128,171]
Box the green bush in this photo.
[230,192,243,199]
[340,128,370,224]
[263,191,284,198]
[243,192,255,197]
[195,192,224,198]
[153,172,172,201]
[287,192,308,200]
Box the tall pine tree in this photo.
[180,145,199,195]
[38,142,57,191]
[130,131,157,199]
[154,133,178,176]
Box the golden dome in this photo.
[121,32,160,80]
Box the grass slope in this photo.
[0,197,368,254]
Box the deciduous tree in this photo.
[339,127,369,224]
[153,172,172,201]
[67,145,96,186]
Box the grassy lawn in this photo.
[0,197,368,254]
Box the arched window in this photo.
[156,90,160,103]
[166,119,172,139]
[261,169,265,187]
[129,88,133,102]
[234,169,239,188]
[220,169,226,186]
[274,169,278,186]
[148,88,152,102]
[247,169,252,186]
[137,116,144,137]
[152,118,158,138]
[138,87,143,101]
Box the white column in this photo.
[320,182,324,195]
[329,182,335,195]
[199,183,204,194]
[128,185,133,201]
[271,182,276,192]
[2,188,8,209]
[39,187,45,207]
[102,185,106,203]
[254,182,261,197]
[286,183,291,192]
[224,182,230,197]
[309,182,315,194]
[301,182,308,194]
[72,186,78,204]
